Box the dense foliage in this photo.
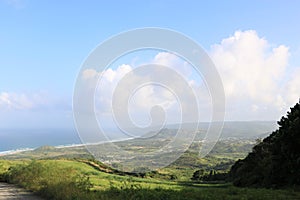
[229,101,300,187]
[192,169,228,182]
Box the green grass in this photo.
[0,159,28,180]
[1,159,299,200]
[99,186,300,200]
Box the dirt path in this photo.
[0,182,43,200]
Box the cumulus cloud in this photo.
[81,54,211,127]
[210,30,300,120]
[81,30,300,123]
[82,68,98,80]
[284,68,300,105]
[153,52,192,78]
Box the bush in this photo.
[3,160,93,200]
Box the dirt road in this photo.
[0,182,43,200]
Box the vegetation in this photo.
[1,159,299,200]
[191,169,228,182]
[1,139,253,182]
[229,101,300,188]
[0,105,299,199]
[1,160,92,199]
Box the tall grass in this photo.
[3,160,93,199]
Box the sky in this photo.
[0,0,300,129]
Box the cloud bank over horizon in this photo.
[0,30,299,129]
[80,30,300,123]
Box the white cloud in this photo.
[0,91,72,129]
[153,52,192,78]
[0,92,34,110]
[284,68,300,105]
[82,68,98,80]
[82,54,212,127]
[92,64,181,115]
[211,30,300,120]
[81,30,300,123]
[0,91,69,111]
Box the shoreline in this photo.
[0,137,135,156]
[0,143,84,156]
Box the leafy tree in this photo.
[191,169,205,181]
[229,100,300,187]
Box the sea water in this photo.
[0,128,81,153]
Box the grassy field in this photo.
[1,140,299,200]
[0,158,299,200]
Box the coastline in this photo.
[0,143,83,156]
[0,137,135,157]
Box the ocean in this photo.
[0,128,82,153]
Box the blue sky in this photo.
[0,0,300,129]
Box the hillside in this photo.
[164,121,277,140]
[0,120,299,199]
[1,159,299,200]
[229,101,300,187]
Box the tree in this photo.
[229,100,300,188]
[191,169,205,181]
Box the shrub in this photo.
[3,160,93,200]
